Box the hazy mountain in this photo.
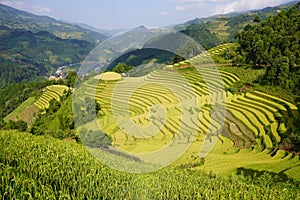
[76,23,128,37]
[176,0,300,42]
[0,3,107,43]
[0,25,94,87]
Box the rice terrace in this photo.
[75,43,299,177]
[1,1,300,199]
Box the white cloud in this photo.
[169,0,231,13]
[0,0,51,13]
[32,5,51,13]
[170,0,228,3]
[214,0,292,14]
[175,6,187,11]
[160,11,170,16]
[167,0,294,14]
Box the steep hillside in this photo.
[177,0,299,43]
[180,24,221,49]
[2,44,300,198]
[0,3,106,43]
[0,26,94,87]
[0,130,299,199]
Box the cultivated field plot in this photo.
[6,85,69,124]
[4,97,38,124]
[34,85,69,110]
[1,130,299,199]
[80,45,299,179]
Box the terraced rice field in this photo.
[78,44,299,178]
[4,97,38,124]
[6,85,69,124]
[34,85,69,110]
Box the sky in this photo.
[0,0,296,29]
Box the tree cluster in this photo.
[73,97,101,126]
[180,24,221,49]
[112,63,134,73]
[234,3,300,93]
[79,128,112,148]
[0,118,27,132]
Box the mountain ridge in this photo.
[175,0,300,42]
[0,3,107,43]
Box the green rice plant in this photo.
[34,85,69,110]
[225,105,258,136]
[226,102,273,148]
[251,91,298,119]
[2,129,297,200]
[245,93,287,116]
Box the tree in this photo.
[5,120,27,131]
[79,129,112,148]
[73,97,100,126]
[234,3,300,93]
[112,63,134,73]
[277,57,290,87]
[254,16,261,23]
[65,71,77,87]
[47,99,61,114]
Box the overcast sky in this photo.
[0,0,296,29]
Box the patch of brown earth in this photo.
[225,112,256,148]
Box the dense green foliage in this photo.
[180,24,221,49]
[112,62,135,73]
[79,129,112,148]
[73,96,101,127]
[0,119,27,131]
[234,3,300,94]
[107,49,178,71]
[0,3,106,43]
[29,92,78,140]
[0,130,299,199]
[64,71,77,87]
[0,26,93,87]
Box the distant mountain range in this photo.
[75,23,128,37]
[0,25,94,87]
[0,3,107,43]
[175,0,300,42]
[0,1,299,87]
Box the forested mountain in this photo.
[177,0,300,43]
[0,3,106,43]
[180,24,221,49]
[234,2,300,97]
[0,26,94,87]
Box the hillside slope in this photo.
[177,0,300,43]
[0,130,299,199]
[0,26,94,87]
[0,3,106,43]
